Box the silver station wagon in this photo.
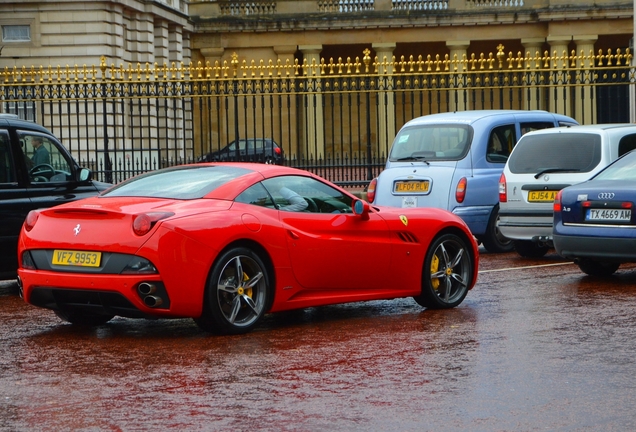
[368,110,578,253]
[499,124,636,258]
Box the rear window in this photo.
[508,133,602,174]
[103,165,252,199]
[389,125,472,162]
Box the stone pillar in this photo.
[299,45,324,159]
[274,45,299,158]
[154,20,170,66]
[547,36,572,116]
[373,42,396,156]
[168,25,183,64]
[522,38,546,110]
[574,35,598,125]
[446,40,470,112]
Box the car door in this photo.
[262,175,393,291]
[0,129,30,276]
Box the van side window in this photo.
[520,122,555,136]
[618,134,636,156]
[486,125,516,163]
[0,131,16,183]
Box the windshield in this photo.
[102,165,252,199]
[389,125,472,161]
[594,150,636,181]
[508,132,602,174]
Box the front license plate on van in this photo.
[586,209,631,223]
[394,180,429,193]
[528,190,557,202]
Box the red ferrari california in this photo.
[17,163,479,334]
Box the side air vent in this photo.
[397,231,419,243]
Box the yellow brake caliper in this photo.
[243,272,253,298]
[431,254,440,290]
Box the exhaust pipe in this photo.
[138,282,156,295]
[143,295,163,308]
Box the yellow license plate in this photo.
[394,180,429,193]
[528,190,557,202]
[52,250,102,267]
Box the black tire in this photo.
[54,308,114,326]
[195,247,271,335]
[513,240,550,258]
[413,233,473,309]
[481,205,514,253]
[576,259,620,277]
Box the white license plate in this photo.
[585,209,631,222]
[402,196,417,208]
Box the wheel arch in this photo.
[422,226,478,288]
[206,238,277,310]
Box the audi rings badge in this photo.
[598,192,615,199]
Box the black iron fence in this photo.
[1,45,633,187]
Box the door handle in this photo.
[287,230,300,240]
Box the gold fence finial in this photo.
[496,44,505,69]
[231,52,239,77]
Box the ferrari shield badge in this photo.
[399,215,408,226]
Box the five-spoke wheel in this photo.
[195,247,271,334]
[414,233,473,309]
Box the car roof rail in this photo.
[0,113,19,119]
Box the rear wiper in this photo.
[394,156,430,165]
[534,167,582,179]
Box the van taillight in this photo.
[367,178,377,203]
[498,173,507,203]
[455,177,467,203]
[553,190,563,212]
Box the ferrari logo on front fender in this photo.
[399,215,408,226]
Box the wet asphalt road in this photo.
[2,249,636,431]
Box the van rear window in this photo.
[508,133,602,174]
[389,125,472,162]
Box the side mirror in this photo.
[78,168,92,182]
[352,199,370,220]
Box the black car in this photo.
[0,114,110,279]
[198,138,284,164]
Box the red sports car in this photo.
[17,163,479,334]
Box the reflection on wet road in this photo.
[2,250,636,431]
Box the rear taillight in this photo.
[275,147,281,155]
[553,190,563,212]
[24,211,40,232]
[498,173,507,203]
[367,178,377,203]
[132,212,174,236]
[455,177,467,203]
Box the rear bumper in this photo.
[554,234,636,262]
[498,212,553,241]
